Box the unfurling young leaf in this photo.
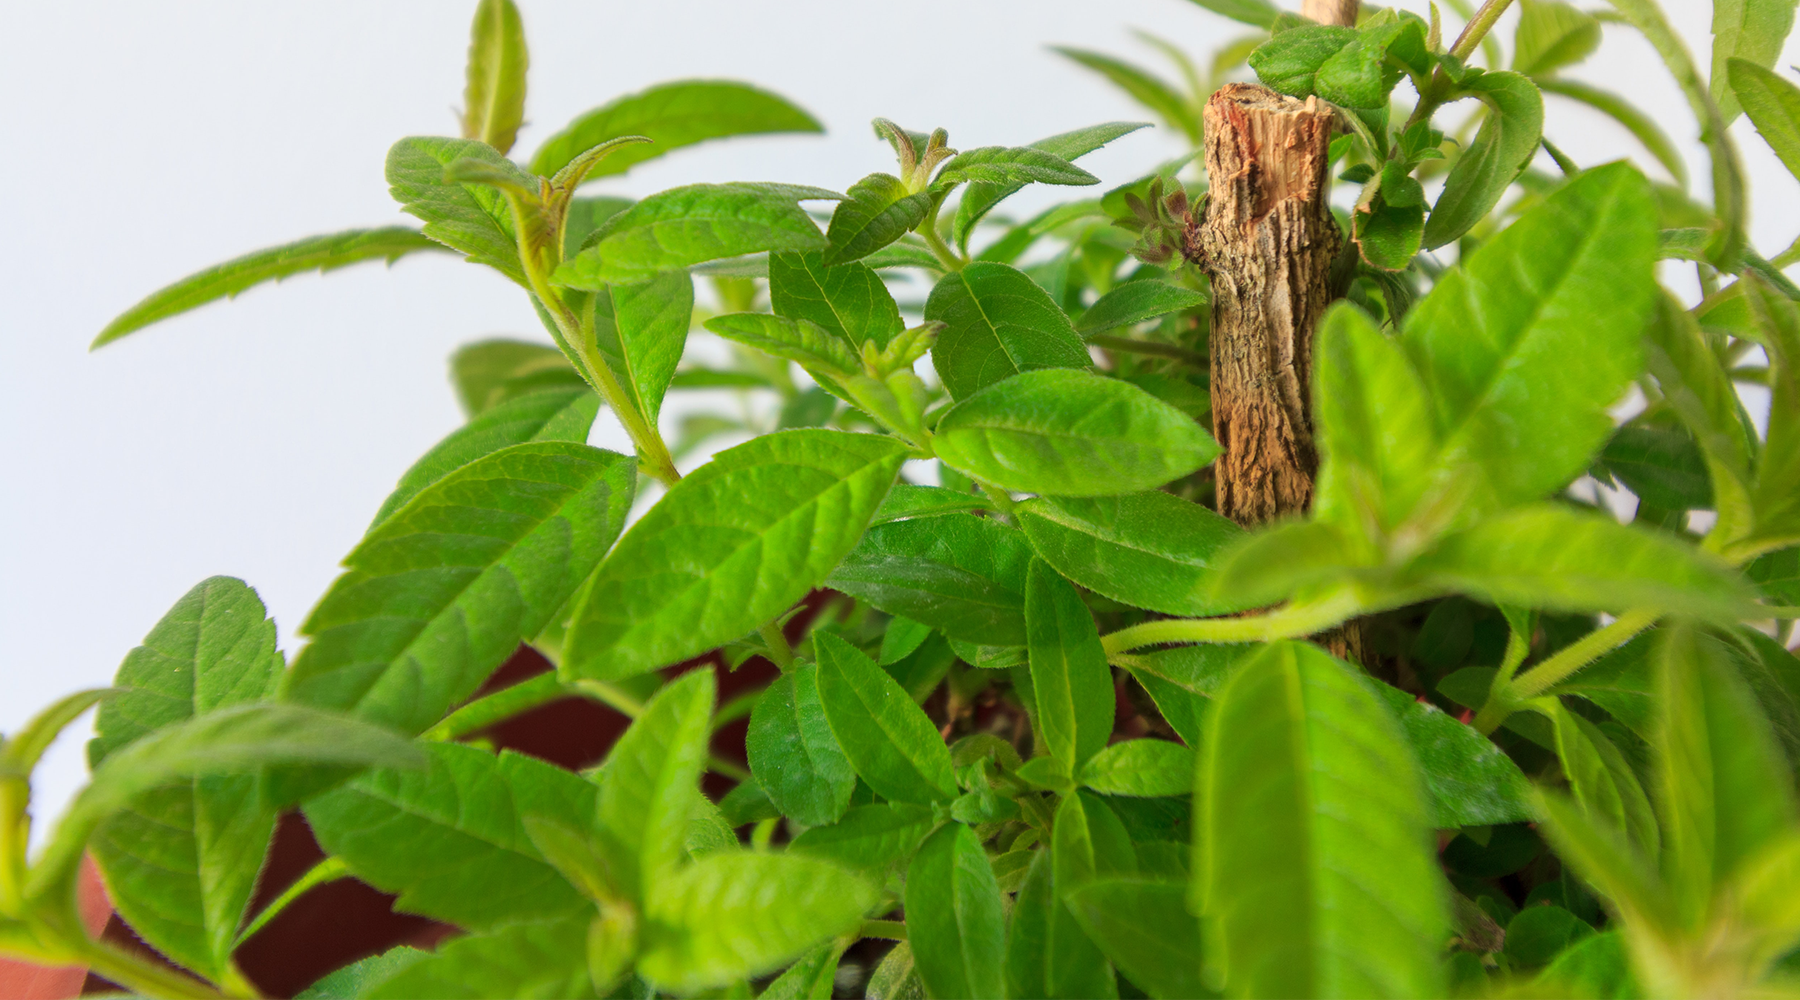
[387,136,528,283]
[460,0,528,155]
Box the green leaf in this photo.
[788,802,936,871]
[703,312,860,377]
[366,918,593,999]
[529,80,822,182]
[1536,79,1689,186]
[1745,276,1800,549]
[555,183,841,287]
[1063,879,1206,1000]
[304,743,593,928]
[1005,850,1118,1000]
[1406,163,1657,509]
[1532,698,1661,859]
[4,689,110,779]
[1182,0,1279,28]
[460,0,528,155]
[933,369,1219,496]
[761,942,844,1000]
[1053,790,1137,894]
[747,663,855,827]
[387,136,526,283]
[1369,682,1533,828]
[1504,905,1595,968]
[1248,25,1357,97]
[588,269,693,425]
[638,850,877,992]
[295,947,428,999]
[92,228,446,348]
[1731,59,1800,182]
[1198,641,1447,998]
[1016,493,1245,617]
[1532,788,1674,938]
[1597,425,1713,512]
[1075,280,1207,337]
[563,430,906,680]
[1421,72,1545,250]
[31,703,421,902]
[826,514,1034,644]
[814,632,957,804]
[1534,930,1638,999]
[1644,292,1757,533]
[1513,0,1601,76]
[769,251,903,350]
[905,823,1007,1000]
[1079,740,1193,798]
[1405,504,1758,619]
[83,580,282,981]
[924,261,1092,400]
[1712,0,1800,122]
[935,147,1098,187]
[287,443,637,734]
[871,484,992,525]
[1314,16,1431,110]
[823,173,934,266]
[954,122,1149,249]
[1052,48,1200,144]
[596,669,716,903]
[1025,560,1115,774]
[450,339,585,416]
[370,387,600,527]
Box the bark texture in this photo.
[1302,0,1360,26]
[1188,84,1340,526]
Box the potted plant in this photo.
[5,0,1800,996]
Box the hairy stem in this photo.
[758,621,795,671]
[1474,608,1660,732]
[1449,0,1517,60]
[919,199,966,272]
[572,679,647,717]
[1101,590,1362,655]
[75,937,223,1000]
[233,856,348,950]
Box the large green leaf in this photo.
[1369,682,1533,828]
[450,339,585,416]
[1405,163,1658,510]
[370,387,601,527]
[1198,641,1447,998]
[814,632,957,804]
[554,183,840,287]
[924,261,1092,401]
[588,269,693,424]
[92,228,446,347]
[788,802,936,872]
[1063,879,1207,1000]
[1731,59,1800,183]
[640,851,876,992]
[460,0,528,155]
[596,669,715,903]
[933,369,1219,497]
[287,442,637,734]
[1532,697,1661,859]
[84,578,282,982]
[1025,560,1115,775]
[366,918,593,999]
[746,663,855,827]
[529,80,822,182]
[824,173,935,266]
[955,122,1149,249]
[563,430,906,680]
[387,136,526,283]
[769,251,903,351]
[1712,0,1800,122]
[906,823,1007,1000]
[1017,493,1244,617]
[826,514,1033,645]
[1005,850,1118,1000]
[1079,740,1194,798]
[1249,25,1358,98]
[304,743,593,929]
[1420,72,1544,250]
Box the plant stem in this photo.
[861,919,908,941]
[233,857,347,950]
[423,672,567,742]
[919,200,966,272]
[976,481,1017,519]
[1449,0,1516,60]
[708,755,752,783]
[75,937,223,999]
[1773,233,1800,269]
[1087,335,1209,367]
[1100,590,1362,655]
[758,621,795,671]
[1474,608,1660,732]
[571,679,646,717]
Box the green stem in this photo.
[976,481,1017,519]
[759,622,795,671]
[708,755,753,783]
[1772,234,1800,269]
[1474,608,1660,732]
[1449,0,1516,60]
[1088,335,1209,367]
[571,679,646,718]
[0,779,26,917]
[1100,590,1362,655]
[423,672,567,742]
[74,936,223,999]
[233,857,347,950]
[918,200,966,273]
[861,919,908,941]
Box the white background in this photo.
[5,1,1798,832]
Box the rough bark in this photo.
[1188,84,1340,527]
[1302,0,1360,26]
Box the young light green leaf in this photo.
[366,918,593,999]
[1063,879,1207,1000]
[1075,280,1207,337]
[703,313,860,377]
[460,0,528,155]
[1079,740,1193,798]
[924,262,1093,401]
[769,251,904,350]
[1016,492,1245,617]
[905,823,1007,1000]
[638,851,877,992]
[1513,0,1601,76]
[1005,850,1118,1000]
[1532,698,1662,859]
[1731,59,1800,183]
[370,387,600,527]
[934,147,1098,187]
[1421,73,1545,250]
[933,369,1219,496]
[92,228,446,348]
[814,632,957,804]
[589,269,693,424]
[450,338,586,416]
[529,80,822,182]
[747,663,855,827]
[1712,0,1800,122]
[555,183,841,287]
[387,136,526,283]
[870,485,992,525]
[1536,79,1689,186]
[826,514,1034,645]
[1052,49,1200,144]
[563,430,906,680]
[286,442,637,734]
[1026,560,1115,775]
[596,669,715,903]
[1199,641,1447,998]
[955,122,1149,248]
[788,802,936,872]
[823,173,934,266]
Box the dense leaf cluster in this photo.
[7,0,1800,997]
